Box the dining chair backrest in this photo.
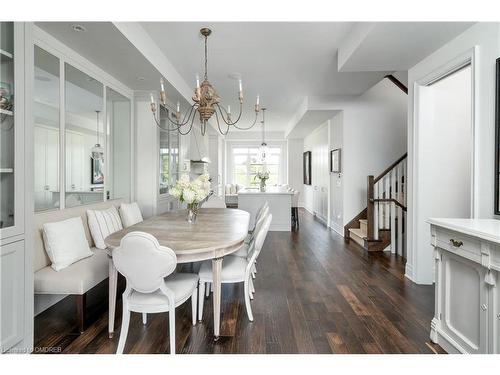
[255,205,269,229]
[113,231,177,294]
[247,214,272,265]
[255,201,269,221]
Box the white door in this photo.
[0,240,25,352]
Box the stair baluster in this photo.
[390,168,396,254]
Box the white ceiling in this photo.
[35,21,184,106]
[140,22,390,132]
[338,22,475,72]
[35,21,477,134]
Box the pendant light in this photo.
[90,110,104,160]
[259,108,269,164]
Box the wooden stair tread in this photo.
[349,228,367,238]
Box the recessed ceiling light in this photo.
[137,77,146,82]
[71,24,87,33]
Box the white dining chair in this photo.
[112,231,199,354]
[197,214,272,322]
[204,203,269,297]
[244,201,269,244]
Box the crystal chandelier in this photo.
[150,28,261,136]
[90,110,104,160]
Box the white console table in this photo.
[428,218,500,354]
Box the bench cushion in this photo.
[42,216,93,271]
[34,248,109,295]
[87,206,123,249]
[119,202,143,228]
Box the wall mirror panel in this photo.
[106,87,131,201]
[34,46,60,212]
[64,63,104,208]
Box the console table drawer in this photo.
[434,228,481,261]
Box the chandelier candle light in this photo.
[150,28,262,136]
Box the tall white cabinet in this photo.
[0,22,33,353]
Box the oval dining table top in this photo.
[104,208,250,263]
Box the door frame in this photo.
[409,46,478,284]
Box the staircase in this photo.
[345,154,407,256]
[344,74,408,256]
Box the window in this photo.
[159,106,179,195]
[231,146,282,187]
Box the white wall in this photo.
[303,122,329,219]
[287,138,304,206]
[329,112,343,235]
[135,97,159,218]
[407,23,500,284]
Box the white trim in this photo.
[408,47,478,283]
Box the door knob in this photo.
[480,304,487,311]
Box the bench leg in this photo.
[76,293,86,333]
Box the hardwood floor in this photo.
[34,209,444,354]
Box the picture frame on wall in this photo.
[303,151,312,185]
[330,148,341,173]
[91,157,104,185]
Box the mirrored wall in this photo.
[64,63,104,208]
[34,46,60,211]
[34,44,132,212]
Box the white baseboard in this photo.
[404,262,415,283]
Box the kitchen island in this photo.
[237,187,294,231]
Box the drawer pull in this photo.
[449,239,463,248]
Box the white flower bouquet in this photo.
[254,170,270,191]
[170,173,211,222]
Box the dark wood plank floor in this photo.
[34,209,444,354]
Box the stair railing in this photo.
[367,153,407,257]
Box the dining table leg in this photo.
[108,257,118,338]
[212,257,223,340]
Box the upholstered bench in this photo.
[34,199,125,332]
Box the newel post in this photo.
[367,175,375,240]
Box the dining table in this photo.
[104,207,250,340]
